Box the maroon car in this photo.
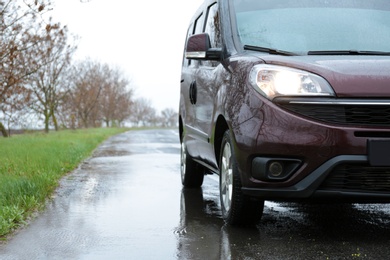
[179,0,390,225]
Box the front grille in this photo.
[281,104,390,127]
[319,164,390,193]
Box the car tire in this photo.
[219,130,264,225]
[181,141,204,188]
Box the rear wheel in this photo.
[219,130,264,225]
[181,141,204,188]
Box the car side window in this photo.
[194,13,204,35]
[203,3,221,67]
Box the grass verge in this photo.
[0,128,129,238]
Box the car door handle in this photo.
[189,81,197,105]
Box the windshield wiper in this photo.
[308,50,390,56]
[244,45,298,56]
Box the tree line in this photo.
[0,0,177,137]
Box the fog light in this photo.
[269,162,283,177]
[251,157,302,182]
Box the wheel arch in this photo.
[213,115,229,168]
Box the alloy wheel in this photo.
[220,142,233,213]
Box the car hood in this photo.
[260,55,390,98]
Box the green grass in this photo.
[0,128,129,238]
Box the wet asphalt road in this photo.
[1,129,390,259]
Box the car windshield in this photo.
[232,0,390,54]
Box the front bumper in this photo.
[243,155,390,202]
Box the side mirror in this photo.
[185,33,222,61]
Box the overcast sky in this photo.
[51,0,204,112]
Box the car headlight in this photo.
[250,64,335,100]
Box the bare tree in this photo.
[114,90,133,126]
[0,0,56,136]
[161,108,178,127]
[0,86,33,135]
[67,60,134,128]
[28,22,77,132]
[99,67,133,127]
[69,59,105,128]
[129,98,157,127]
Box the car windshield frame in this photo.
[230,0,390,55]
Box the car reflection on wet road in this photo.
[1,129,390,259]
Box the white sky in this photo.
[51,0,204,112]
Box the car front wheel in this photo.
[219,130,264,225]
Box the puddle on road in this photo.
[92,149,132,157]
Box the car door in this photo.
[192,2,221,169]
[180,13,204,135]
